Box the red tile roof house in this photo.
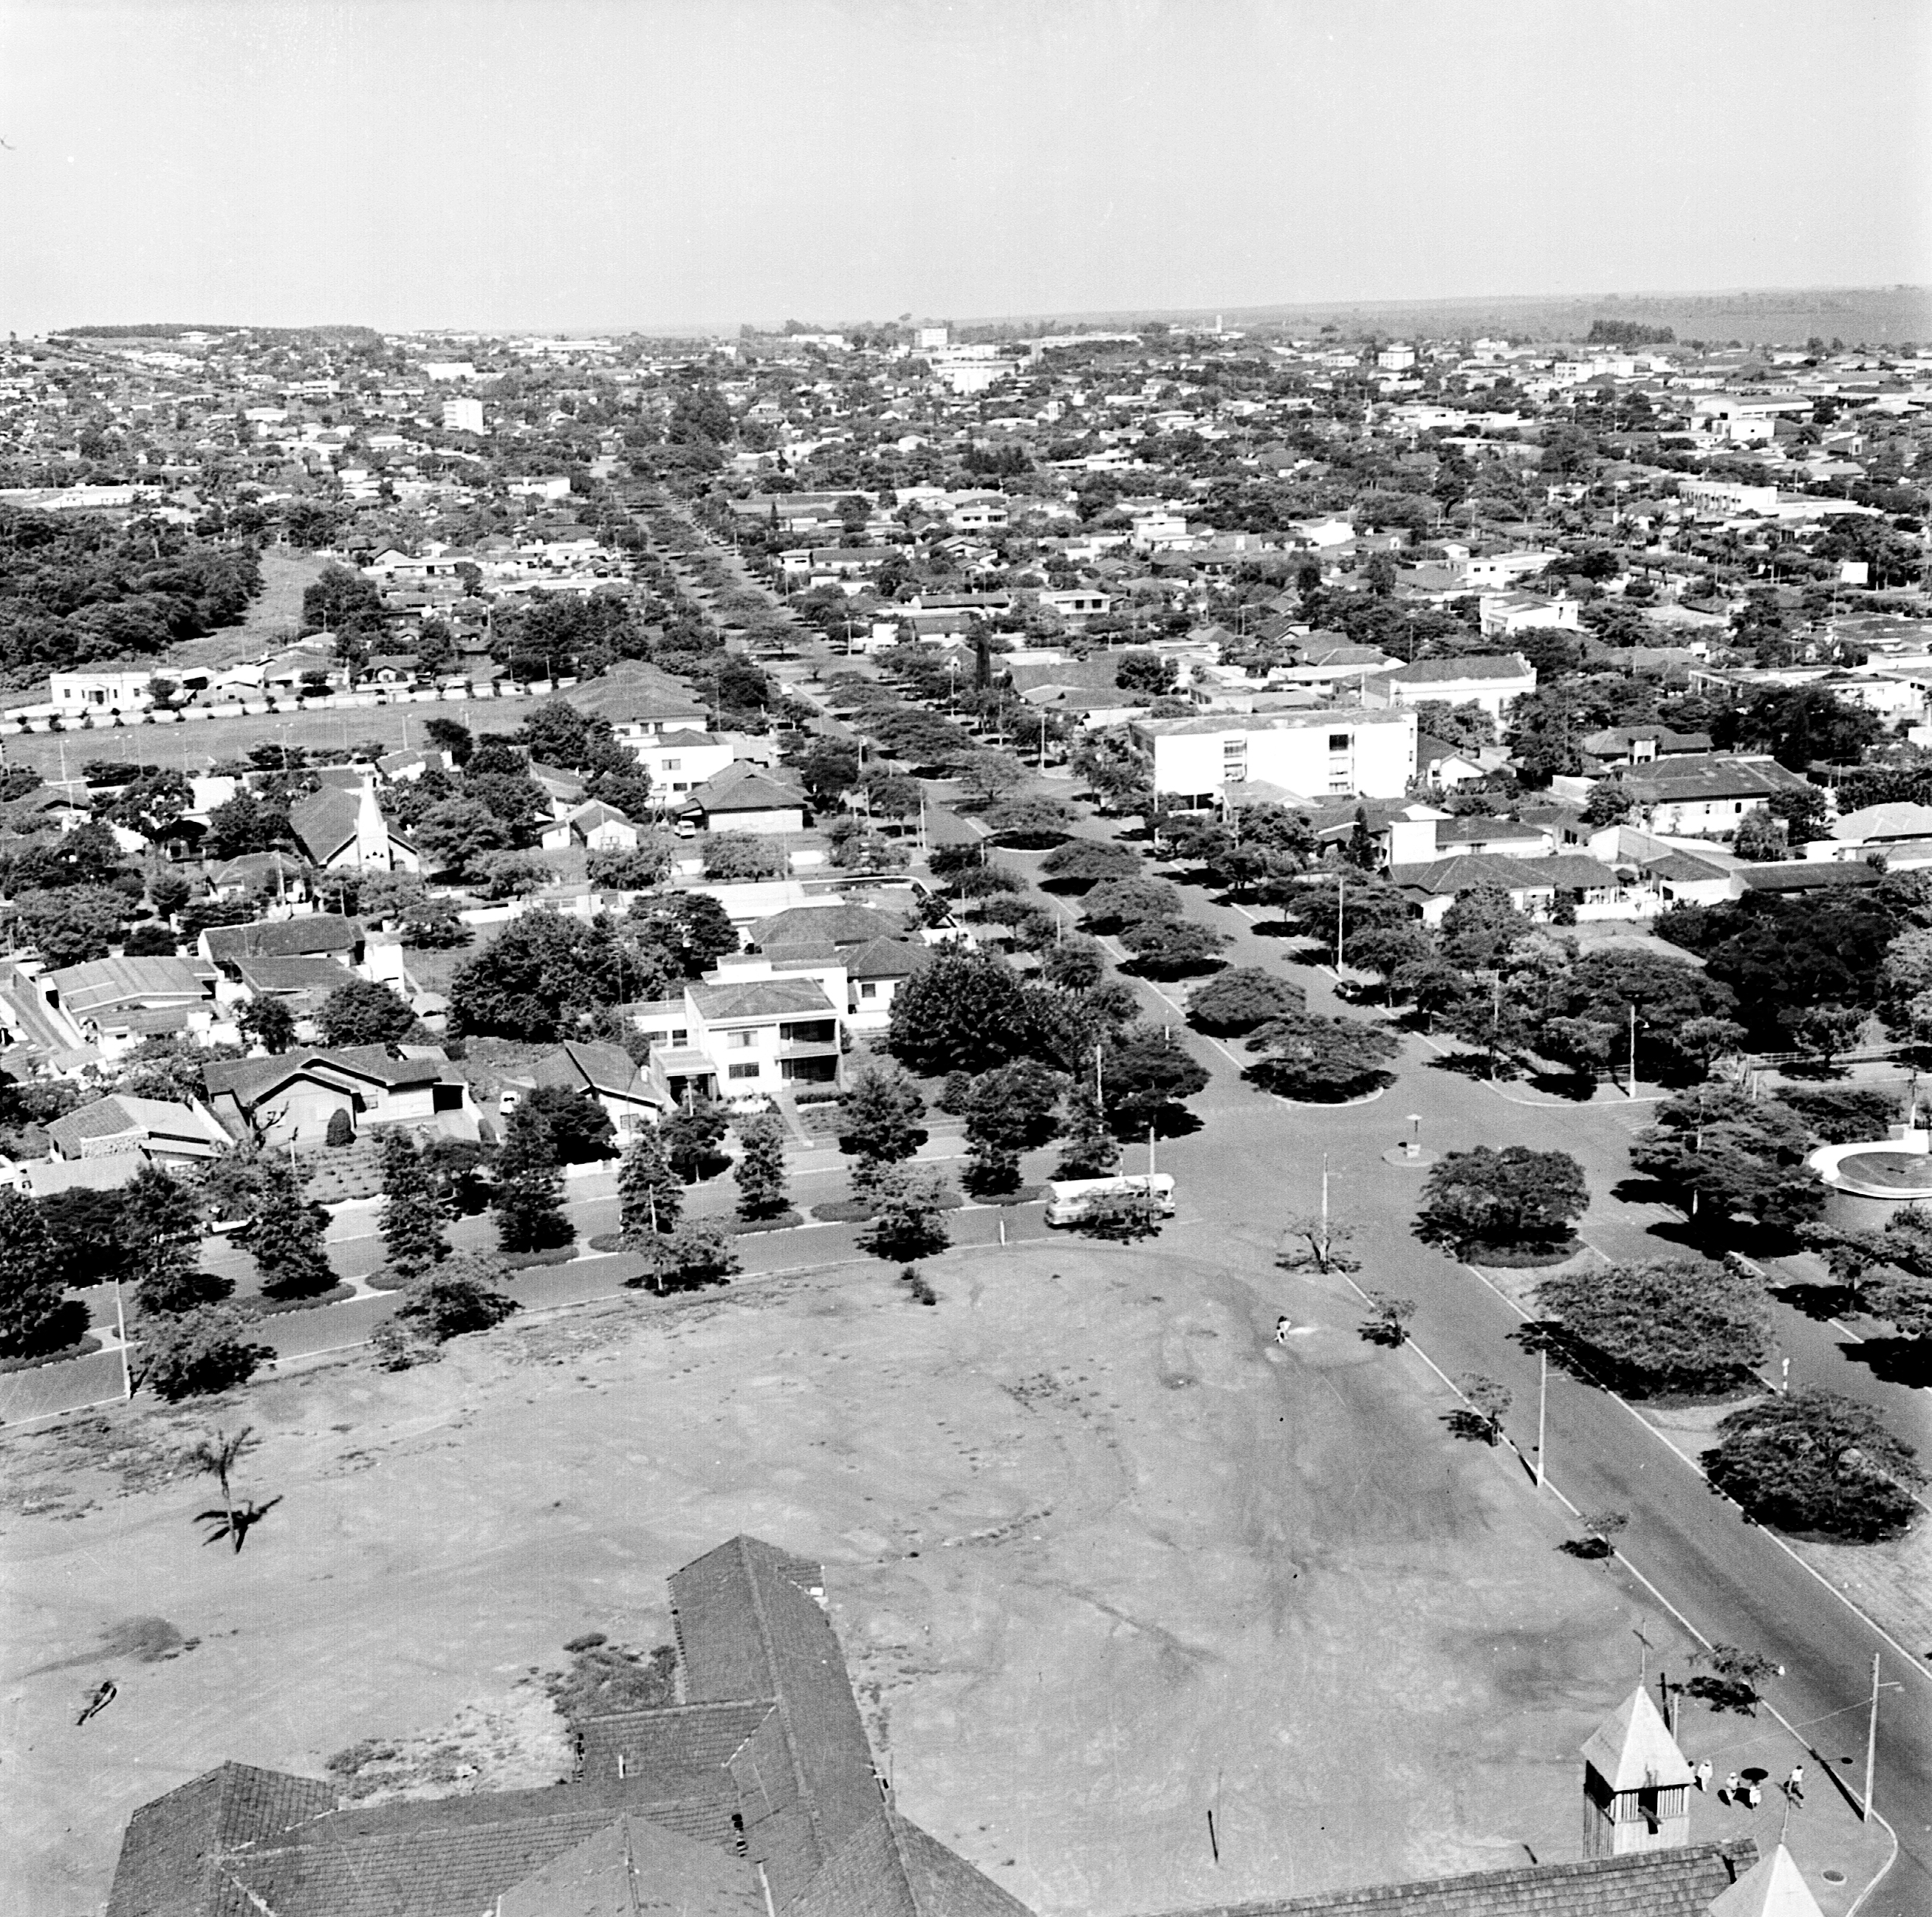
[231,953,369,1026]
[46,1091,232,1167]
[1614,755,1816,840]
[201,1044,476,1147]
[104,1537,1762,1917]
[741,904,941,1029]
[531,1038,665,1139]
[539,798,642,854]
[206,849,312,904]
[559,659,710,744]
[842,934,936,1030]
[685,762,809,836]
[43,955,222,1058]
[1388,851,1628,925]
[199,913,365,973]
[746,902,909,952]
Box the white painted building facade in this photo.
[1129,707,1417,809]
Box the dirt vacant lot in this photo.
[1,1242,1700,1917]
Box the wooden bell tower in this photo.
[1580,1686,1693,1858]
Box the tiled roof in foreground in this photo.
[1137,1841,1754,1917]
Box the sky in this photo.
[1,0,1928,336]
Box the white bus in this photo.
[1043,1174,1175,1227]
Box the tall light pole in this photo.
[1535,1348,1547,1491]
[113,1277,131,1400]
[1861,1653,1902,1822]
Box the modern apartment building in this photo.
[1128,707,1417,809]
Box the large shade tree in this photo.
[1630,1087,1823,1241]
[1704,1387,1922,1540]
[1414,1147,1588,1259]
[1244,1013,1400,1102]
[886,949,1033,1077]
[1535,1258,1770,1398]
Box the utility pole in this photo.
[1335,871,1344,974]
[112,1277,131,1400]
[1535,1348,1546,1490]
[1860,1653,1901,1822]
[1628,1001,1638,1100]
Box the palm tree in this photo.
[183,1426,260,1553]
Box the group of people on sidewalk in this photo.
[1693,1757,1804,1810]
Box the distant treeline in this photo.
[1586,318,1677,347]
[0,507,261,675]
[54,324,383,346]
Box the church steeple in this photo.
[1580,1685,1694,1857]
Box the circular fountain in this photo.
[1809,1121,1932,1228]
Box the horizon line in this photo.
[23,281,1931,343]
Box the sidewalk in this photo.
[1668,1693,1896,1917]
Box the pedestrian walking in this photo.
[1695,1760,1713,1794]
[1744,1780,1761,1811]
[1274,1316,1292,1345]
[1786,1765,1804,1804]
[1722,1772,1740,1804]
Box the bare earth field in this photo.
[0,1242,1880,1917]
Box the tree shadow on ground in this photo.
[1116,1105,1205,1142]
[1610,1175,1677,1208]
[1120,956,1230,984]
[1769,1278,1861,1324]
[1840,1336,1932,1389]
[1613,1201,1802,1262]
[1425,1049,1511,1080]
[1525,1069,1600,1102]
[1244,919,1306,942]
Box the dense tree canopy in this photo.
[1244,1012,1400,1102]
[0,505,261,673]
[0,1188,84,1359]
[1629,1086,1824,1240]
[1414,1147,1589,1258]
[1038,837,1144,891]
[886,948,1033,1076]
[1705,1388,1922,1540]
[837,1063,928,1181]
[1186,966,1306,1035]
[1657,885,1919,1046]
[316,978,418,1049]
[448,909,664,1040]
[1536,1258,1770,1397]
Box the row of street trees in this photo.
[1397,1142,1923,1542]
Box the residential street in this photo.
[981,826,1932,1913]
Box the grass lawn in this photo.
[0,1240,1714,1917]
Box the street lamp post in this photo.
[1535,1348,1547,1491]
